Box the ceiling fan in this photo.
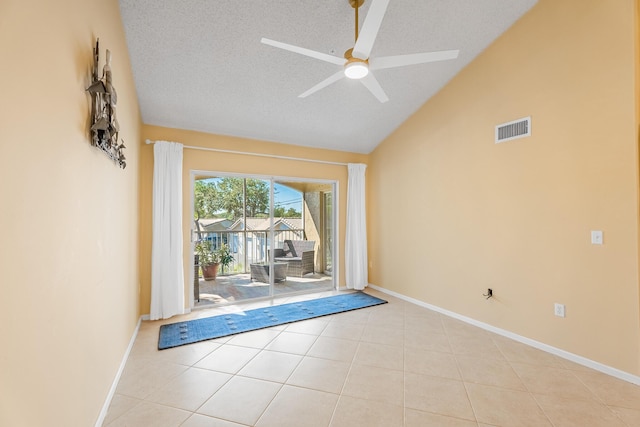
[261,0,460,103]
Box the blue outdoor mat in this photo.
[158,292,387,350]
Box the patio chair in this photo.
[274,240,315,277]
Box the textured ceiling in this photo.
[119,0,537,154]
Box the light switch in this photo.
[591,230,603,245]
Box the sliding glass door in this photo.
[191,172,335,307]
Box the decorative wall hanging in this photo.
[86,39,126,169]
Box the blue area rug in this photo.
[158,292,387,350]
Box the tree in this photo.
[244,179,269,217]
[274,206,301,218]
[194,180,218,218]
[194,177,270,220]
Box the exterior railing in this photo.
[194,229,304,274]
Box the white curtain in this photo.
[150,141,185,320]
[345,163,368,290]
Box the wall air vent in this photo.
[495,116,531,144]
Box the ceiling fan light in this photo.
[344,61,369,79]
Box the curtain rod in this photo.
[145,139,348,166]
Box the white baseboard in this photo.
[369,284,640,386]
[95,316,143,427]
[141,307,191,321]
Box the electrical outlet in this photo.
[554,303,566,318]
[591,230,603,245]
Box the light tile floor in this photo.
[104,289,640,426]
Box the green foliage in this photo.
[194,180,219,218]
[195,177,303,223]
[194,241,234,272]
[273,206,301,218]
[245,179,269,216]
[216,243,234,273]
[194,178,270,219]
[194,240,218,266]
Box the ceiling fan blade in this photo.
[299,71,345,98]
[352,0,390,60]
[261,38,346,66]
[360,73,389,103]
[370,50,459,70]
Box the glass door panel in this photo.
[273,180,334,296]
[244,178,272,294]
[192,176,271,306]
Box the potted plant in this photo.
[195,241,234,281]
[195,240,220,281]
[216,243,234,274]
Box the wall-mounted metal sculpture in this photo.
[86,39,126,169]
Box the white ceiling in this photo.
[119,0,537,154]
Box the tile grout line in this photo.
[326,321,369,427]
[441,312,481,426]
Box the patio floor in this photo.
[194,272,333,307]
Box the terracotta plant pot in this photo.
[201,263,219,281]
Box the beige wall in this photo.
[369,0,640,375]
[139,125,367,314]
[0,0,142,425]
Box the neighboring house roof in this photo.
[227,217,265,231]
[196,218,233,231]
[226,217,303,231]
[281,218,302,230]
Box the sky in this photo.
[274,182,302,208]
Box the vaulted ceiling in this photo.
[119,0,538,153]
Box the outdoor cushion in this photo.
[274,240,315,277]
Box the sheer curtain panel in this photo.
[345,163,368,290]
[150,141,185,320]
